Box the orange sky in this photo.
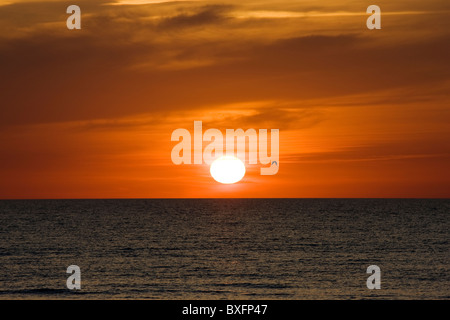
[0,0,449,198]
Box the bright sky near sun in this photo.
[0,0,449,198]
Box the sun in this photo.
[210,156,246,184]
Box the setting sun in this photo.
[210,156,246,184]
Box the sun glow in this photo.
[210,156,246,184]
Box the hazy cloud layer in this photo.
[1,1,449,125]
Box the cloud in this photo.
[1,1,450,128]
[1,31,449,126]
[284,140,450,164]
[202,106,325,131]
[108,0,199,5]
[232,10,437,19]
[156,5,232,29]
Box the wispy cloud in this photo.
[156,5,231,29]
[232,10,437,19]
[107,0,200,5]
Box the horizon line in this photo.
[0,197,448,201]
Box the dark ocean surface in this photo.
[0,199,448,299]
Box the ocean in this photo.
[0,199,448,299]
